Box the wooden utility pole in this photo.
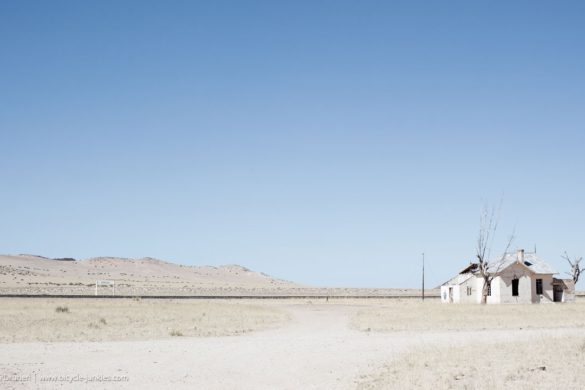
[422,252,425,301]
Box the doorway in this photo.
[554,285,563,302]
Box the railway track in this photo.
[0,294,440,300]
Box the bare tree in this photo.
[476,202,514,304]
[562,252,584,285]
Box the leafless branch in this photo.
[562,252,584,284]
[476,199,513,304]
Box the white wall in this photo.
[441,264,554,304]
[440,285,450,303]
[493,263,554,304]
[475,277,484,303]
[486,275,500,304]
[535,274,554,303]
[441,265,557,304]
[440,284,462,303]
[441,275,482,304]
[458,276,477,303]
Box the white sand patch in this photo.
[1,300,583,389]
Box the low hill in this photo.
[0,254,298,296]
[0,254,439,297]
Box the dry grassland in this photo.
[358,335,585,389]
[352,299,585,331]
[354,300,585,389]
[0,298,289,342]
[1,298,584,388]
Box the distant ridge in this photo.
[18,254,75,261]
[0,253,445,297]
[0,254,299,296]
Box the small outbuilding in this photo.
[441,249,575,304]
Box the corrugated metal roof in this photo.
[443,252,557,286]
[442,272,475,286]
[487,252,556,275]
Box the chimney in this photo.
[517,249,525,264]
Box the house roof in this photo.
[487,252,556,275]
[459,263,479,274]
[442,251,557,286]
[442,272,474,286]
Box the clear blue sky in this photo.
[1,1,584,288]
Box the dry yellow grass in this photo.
[354,300,585,389]
[0,298,289,342]
[358,336,585,389]
[352,299,585,332]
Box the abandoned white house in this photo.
[441,249,575,304]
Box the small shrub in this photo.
[170,330,183,337]
[55,306,69,313]
[99,318,107,325]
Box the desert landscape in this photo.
[3,2,584,388]
[1,298,584,389]
[0,254,428,297]
[1,255,584,389]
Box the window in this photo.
[467,286,472,296]
[512,279,519,297]
[536,279,543,295]
[487,283,491,296]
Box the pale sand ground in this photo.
[1,299,584,389]
[353,300,585,389]
[358,336,585,389]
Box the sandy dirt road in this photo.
[0,303,580,389]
